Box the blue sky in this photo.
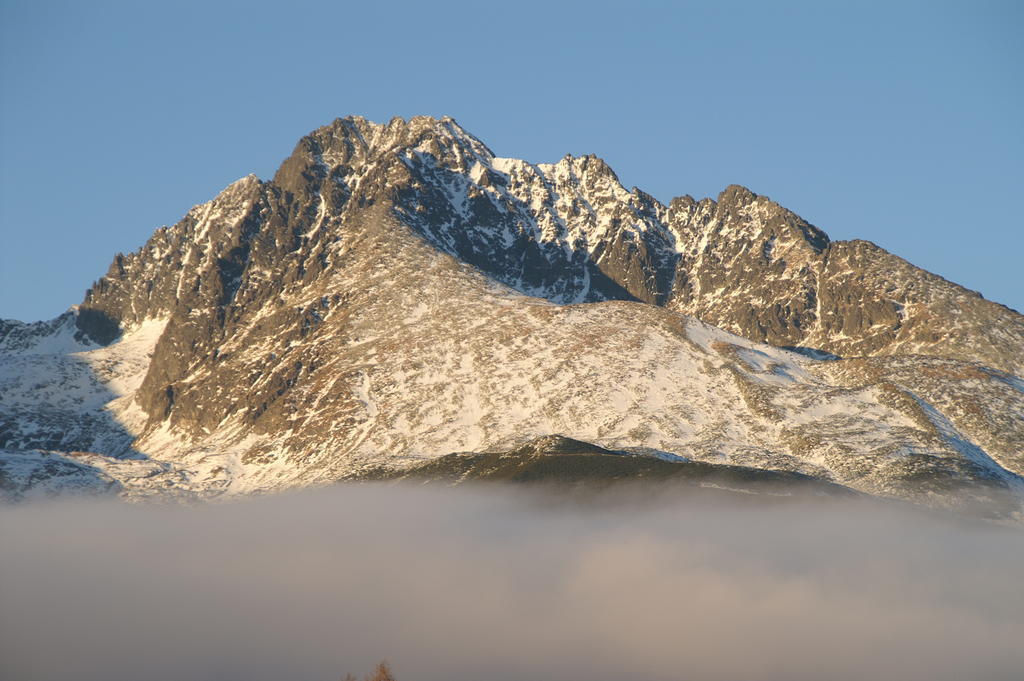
[1,0,1021,321]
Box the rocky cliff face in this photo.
[3,115,1022,517]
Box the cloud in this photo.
[2,485,1022,681]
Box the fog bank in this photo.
[2,485,1023,681]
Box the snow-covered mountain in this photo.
[2,116,1022,518]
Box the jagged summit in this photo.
[273,115,494,186]
[3,115,1023,516]
[62,114,1024,375]
[46,112,1023,381]
[205,116,1021,371]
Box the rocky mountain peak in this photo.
[69,115,1024,377]
[717,183,758,206]
[702,184,831,253]
[3,115,1024,518]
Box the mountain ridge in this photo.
[2,115,1022,518]
[66,115,1024,376]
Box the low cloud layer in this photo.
[2,485,1023,681]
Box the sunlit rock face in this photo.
[2,116,1022,518]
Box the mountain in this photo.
[2,115,1022,518]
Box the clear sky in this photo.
[1,0,1021,321]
